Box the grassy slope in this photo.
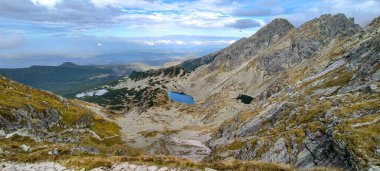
[0,76,140,163]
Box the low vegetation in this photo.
[0,63,120,98]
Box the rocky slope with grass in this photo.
[0,76,297,170]
[78,14,379,170]
[0,76,140,167]
[198,14,379,170]
[2,13,378,171]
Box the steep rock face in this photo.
[206,15,379,170]
[207,18,295,72]
[182,14,361,101]
[256,14,361,75]
[180,19,295,100]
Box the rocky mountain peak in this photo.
[300,13,361,37]
[252,18,294,39]
[203,18,295,73]
[369,16,380,26]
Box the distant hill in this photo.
[0,62,141,98]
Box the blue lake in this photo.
[168,92,195,105]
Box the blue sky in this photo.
[0,0,379,67]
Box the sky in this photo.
[0,0,379,67]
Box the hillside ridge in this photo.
[1,13,379,171]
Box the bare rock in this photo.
[71,146,100,155]
[20,144,31,153]
[48,148,59,155]
[260,138,290,163]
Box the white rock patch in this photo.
[76,89,108,98]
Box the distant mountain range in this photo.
[0,48,221,68]
[0,62,175,98]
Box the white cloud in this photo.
[30,0,62,8]
[178,0,240,13]
[324,0,380,26]
[0,33,25,50]
[2,0,378,41]
[90,0,244,30]
[140,40,186,46]
[142,41,155,46]
[138,39,236,46]
[191,40,236,46]
[115,10,238,30]
[3,0,254,32]
[271,0,380,26]
[90,0,177,10]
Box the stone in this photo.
[260,138,290,163]
[295,146,315,168]
[376,146,380,156]
[0,130,6,137]
[147,166,159,171]
[311,86,340,96]
[113,149,127,156]
[157,167,169,171]
[20,144,31,152]
[0,147,4,155]
[205,168,218,171]
[135,165,148,171]
[128,164,137,170]
[48,148,59,155]
[368,166,380,171]
[111,163,130,170]
[71,146,100,155]
[366,84,378,92]
[90,168,106,171]
[2,165,17,171]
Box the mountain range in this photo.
[0,61,182,98]
[0,14,379,171]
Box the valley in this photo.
[0,61,183,98]
[0,14,379,171]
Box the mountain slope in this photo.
[74,14,379,170]
[0,76,302,170]
[0,76,137,163]
[180,14,361,100]
[206,15,379,170]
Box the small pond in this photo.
[168,91,195,105]
[236,94,254,104]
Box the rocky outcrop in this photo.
[205,15,379,170]
[0,162,194,171]
[0,76,125,167]
[0,106,97,143]
[256,14,361,75]
[295,131,351,168]
[207,18,295,72]
[179,14,362,102]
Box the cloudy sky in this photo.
[0,0,379,67]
